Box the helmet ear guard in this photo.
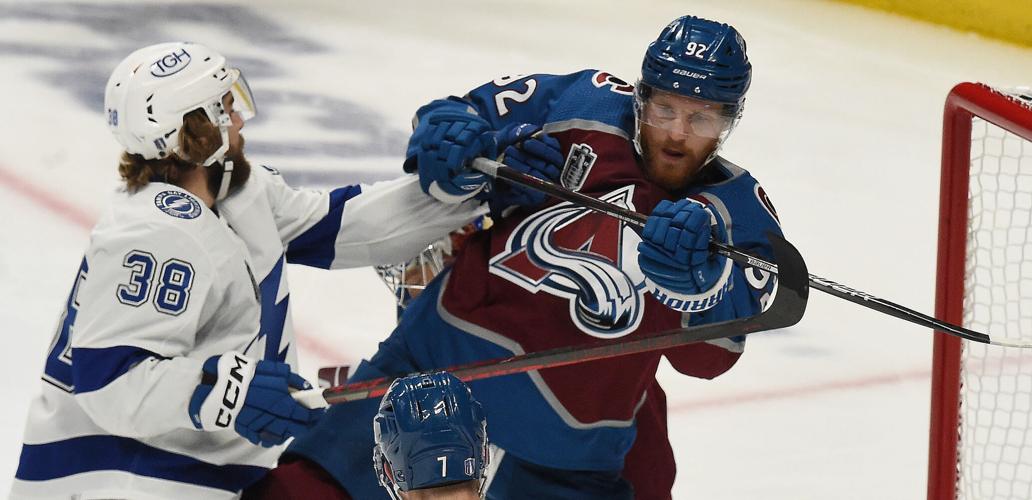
[373,443,404,500]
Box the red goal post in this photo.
[928,82,1032,500]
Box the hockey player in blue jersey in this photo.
[10,42,484,500]
[263,15,783,499]
[373,372,490,500]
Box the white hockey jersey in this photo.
[11,166,484,500]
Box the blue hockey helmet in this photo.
[634,16,752,167]
[373,372,489,500]
[640,15,751,107]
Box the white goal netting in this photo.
[956,89,1032,500]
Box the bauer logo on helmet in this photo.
[149,48,192,77]
[672,68,708,80]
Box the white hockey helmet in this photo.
[104,42,256,167]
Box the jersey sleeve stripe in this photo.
[285,185,362,269]
[71,346,166,394]
[14,434,267,492]
[542,118,630,139]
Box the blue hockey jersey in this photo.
[289,70,783,497]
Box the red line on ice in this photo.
[667,367,930,413]
[0,165,95,230]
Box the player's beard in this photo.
[207,135,251,197]
[638,127,714,193]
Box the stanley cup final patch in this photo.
[560,143,597,192]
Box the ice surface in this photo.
[1,1,1031,498]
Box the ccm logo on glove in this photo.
[216,354,252,428]
[189,351,323,447]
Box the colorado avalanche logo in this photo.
[754,184,780,224]
[490,186,648,339]
[154,190,202,220]
[591,71,634,95]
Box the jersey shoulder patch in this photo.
[153,190,203,220]
[588,70,634,96]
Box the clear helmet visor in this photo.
[227,68,256,121]
[634,84,739,139]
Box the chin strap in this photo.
[215,160,234,201]
[203,108,234,201]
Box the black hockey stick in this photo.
[291,232,808,407]
[470,158,1025,348]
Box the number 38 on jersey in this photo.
[116,250,195,316]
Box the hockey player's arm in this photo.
[662,188,783,378]
[638,199,737,314]
[679,188,783,326]
[256,166,484,268]
[639,192,781,318]
[402,72,583,176]
[71,226,218,438]
[403,73,576,208]
[662,223,780,379]
[404,72,587,138]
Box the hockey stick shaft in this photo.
[315,319,751,405]
[471,158,1006,347]
[291,230,808,408]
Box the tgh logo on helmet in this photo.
[150,48,192,77]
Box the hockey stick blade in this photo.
[295,232,807,407]
[470,158,1024,348]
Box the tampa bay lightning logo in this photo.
[490,185,648,339]
[154,191,202,219]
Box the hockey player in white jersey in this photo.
[10,42,484,500]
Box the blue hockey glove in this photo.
[490,124,564,212]
[637,199,729,295]
[409,106,560,206]
[189,352,324,448]
[410,110,495,204]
